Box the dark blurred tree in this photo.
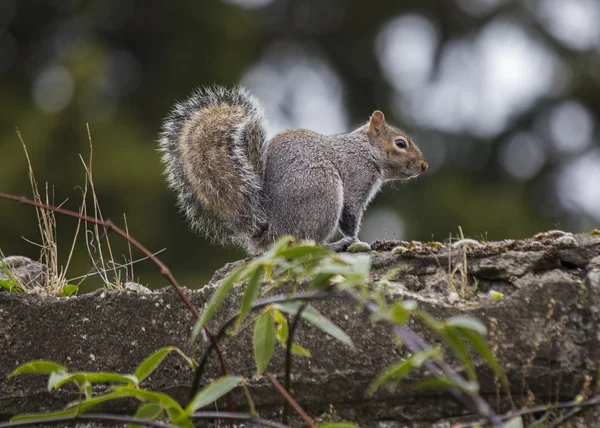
[1,0,598,288]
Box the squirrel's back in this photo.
[159,86,268,247]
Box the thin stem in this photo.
[0,411,294,428]
[190,411,292,428]
[343,290,501,426]
[0,413,180,428]
[0,192,233,411]
[189,291,340,400]
[282,303,307,424]
[241,379,257,416]
[457,395,600,427]
[266,372,315,428]
[0,192,197,317]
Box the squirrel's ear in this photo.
[368,110,385,136]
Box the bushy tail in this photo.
[159,85,267,248]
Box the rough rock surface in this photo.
[0,256,47,291]
[1,231,599,426]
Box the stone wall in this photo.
[1,231,599,426]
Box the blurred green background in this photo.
[1,0,599,289]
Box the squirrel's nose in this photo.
[420,161,428,172]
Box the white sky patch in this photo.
[500,132,546,180]
[242,42,348,137]
[376,14,439,92]
[548,100,594,153]
[557,148,600,220]
[386,18,562,138]
[32,64,75,113]
[537,0,600,51]
[360,207,406,242]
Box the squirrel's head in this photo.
[366,110,428,181]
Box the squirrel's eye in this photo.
[395,138,407,149]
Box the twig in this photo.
[0,413,180,428]
[0,192,197,316]
[0,411,294,428]
[343,290,501,426]
[282,303,307,424]
[189,291,338,399]
[190,411,291,428]
[266,372,316,428]
[456,395,600,427]
[0,192,233,410]
[66,248,167,282]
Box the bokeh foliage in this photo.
[0,0,598,288]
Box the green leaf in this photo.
[185,376,242,415]
[129,403,164,428]
[190,263,248,341]
[346,254,372,278]
[459,328,508,387]
[47,371,71,391]
[291,344,311,357]
[114,387,185,413]
[263,235,294,258]
[388,302,414,325]
[11,408,78,423]
[313,261,354,277]
[49,373,86,389]
[253,310,277,375]
[134,347,177,383]
[438,327,476,381]
[82,372,137,384]
[367,347,441,396]
[135,402,163,418]
[50,372,137,390]
[445,316,488,336]
[413,377,480,394]
[10,360,67,377]
[273,309,289,346]
[317,423,359,428]
[59,284,78,297]
[83,382,93,399]
[167,409,192,428]
[278,244,332,260]
[0,279,22,292]
[68,390,129,413]
[417,310,442,332]
[234,266,264,332]
[274,301,354,349]
[336,275,366,290]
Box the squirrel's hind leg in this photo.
[261,168,343,248]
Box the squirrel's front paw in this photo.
[326,237,370,252]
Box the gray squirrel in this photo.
[159,86,428,254]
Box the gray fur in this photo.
[158,86,267,248]
[255,128,383,252]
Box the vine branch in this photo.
[266,372,315,428]
[0,411,293,428]
[457,394,600,427]
[282,303,307,424]
[189,291,338,399]
[0,192,233,408]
